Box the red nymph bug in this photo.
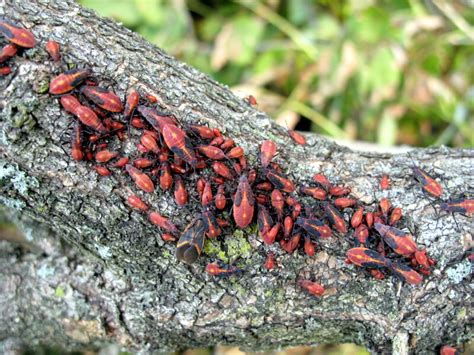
[212,161,234,180]
[351,207,364,228]
[389,207,402,225]
[440,346,460,355]
[345,248,390,268]
[45,40,60,62]
[370,269,385,280]
[301,186,327,200]
[283,215,293,238]
[124,89,139,120]
[220,138,234,150]
[324,202,347,234]
[125,164,154,193]
[380,174,390,190]
[60,94,81,115]
[176,218,206,264]
[389,261,423,285]
[159,162,173,191]
[227,146,244,159]
[412,166,443,198]
[74,105,107,133]
[198,145,226,160]
[145,93,158,103]
[266,169,295,193]
[49,68,91,94]
[189,125,215,139]
[0,20,36,48]
[298,280,324,297]
[312,173,331,189]
[201,181,213,207]
[333,197,357,209]
[93,166,111,176]
[353,224,369,245]
[0,66,12,75]
[374,223,417,257]
[255,182,273,191]
[215,185,226,210]
[127,194,149,211]
[295,217,332,238]
[304,236,315,256]
[210,136,224,146]
[257,205,273,238]
[162,233,176,242]
[206,262,240,277]
[264,252,275,270]
[0,43,17,63]
[260,140,277,168]
[263,223,280,245]
[233,175,255,229]
[174,177,188,207]
[149,211,178,234]
[71,122,83,161]
[270,189,284,219]
[81,86,123,113]
[365,212,374,228]
[329,185,351,196]
[133,158,155,169]
[379,198,391,216]
[288,130,306,145]
[95,150,118,163]
[162,124,197,167]
[140,132,160,154]
[280,233,300,254]
[247,95,257,106]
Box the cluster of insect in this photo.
[2,20,473,297]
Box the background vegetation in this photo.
[80,0,473,148]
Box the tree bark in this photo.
[0,0,472,354]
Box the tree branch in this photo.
[0,0,472,353]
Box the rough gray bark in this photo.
[0,0,472,354]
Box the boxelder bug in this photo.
[0,20,36,48]
[233,175,255,229]
[389,261,423,285]
[260,140,276,168]
[81,86,124,113]
[49,68,91,94]
[162,124,197,167]
[298,280,324,296]
[346,248,390,268]
[45,40,60,62]
[126,164,154,193]
[0,43,17,63]
[206,262,240,277]
[374,223,417,257]
[176,218,206,264]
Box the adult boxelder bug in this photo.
[126,164,154,193]
[0,43,17,63]
[49,68,91,94]
[81,86,123,113]
[162,124,197,167]
[324,202,347,234]
[440,198,474,215]
[389,261,423,285]
[412,166,443,198]
[0,20,36,48]
[257,205,273,238]
[45,40,60,62]
[176,218,206,264]
[296,217,331,238]
[260,140,276,168]
[266,169,295,193]
[374,223,417,257]
[202,209,221,238]
[233,175,255,228]
[298,280,324,297]
[137,106,176,132]
[346,248,390,268]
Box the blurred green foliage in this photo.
[80,0,473,148]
